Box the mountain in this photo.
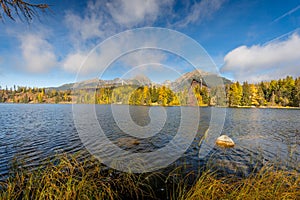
[171,70,232,91]
[48,70,231,91]
[47,78,102,91]
[129,74,152,85]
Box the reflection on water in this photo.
[0,104,299,179]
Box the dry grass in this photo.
[0,154,157,200]
[184,167,300,200]
[0,154,299,200]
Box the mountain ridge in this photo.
[48,70,232,91]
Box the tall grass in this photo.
[0,154,299,200]
[184,167,300,200]
[0,154,157,200]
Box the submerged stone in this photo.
[117,137,140,148]
[216,135,235,148]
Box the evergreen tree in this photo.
[242,82,251,106]
[143,86,151,105]
[292,78,300,107]
[228,82,242,106]
[158,86,168,106]
[150,86,159,103]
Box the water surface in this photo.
[0,104,299,179]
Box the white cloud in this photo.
[62,31,167,75]
[64,12,104,41]
[19,33,57,73]
[175,0,225,27]
[64,0,117,43]
[221,33,300,82]
[62,0,222,75]
[64,0,172,44]
[63,48,121,75]
[120,50,166,67]
[107,0,173,27]
[63,50,116,75]
[63,52,86,73]
[63,0,222,47]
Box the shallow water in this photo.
[0,104,299,179]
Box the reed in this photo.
[184,166,300,200]
[0,154,157,200]
[0,154,299,200]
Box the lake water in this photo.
[0,104,299,180]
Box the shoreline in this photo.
[1,102,300,109]
[226,105,300,110]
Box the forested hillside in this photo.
[0,76,299,107]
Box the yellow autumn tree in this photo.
[250,84,259,106]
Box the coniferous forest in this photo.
[0,76,300,107]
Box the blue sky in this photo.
[0,0,300,88]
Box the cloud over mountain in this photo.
[221,33,300,82]
[62,0,225,75]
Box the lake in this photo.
[0,104,299,180]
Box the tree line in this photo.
[0,86,71,104]
[75,85,181,106]
[226,76,300,107]
[0,76,300,107]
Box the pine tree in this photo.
[158,86,168,106]
[143,86,151,105]
[293,78,300,107]
[242,82,251,106]
[228,82,242,106]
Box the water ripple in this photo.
[0,104,299,179]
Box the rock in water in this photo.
[117,137,140,148]
[215,135,235,148]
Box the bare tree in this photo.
[0,0,48,22]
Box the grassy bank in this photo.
[0,154,299,200]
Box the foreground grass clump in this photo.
[0,154,299,200]
[184,168,300,200]
[0,154,157,200]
